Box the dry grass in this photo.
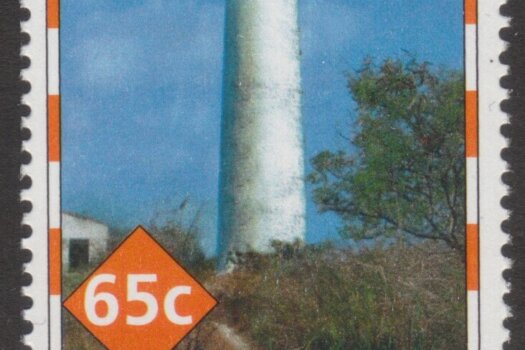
[63,241,465,350]
[205,241,465,350]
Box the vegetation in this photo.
[64,241,465,350]
[148,200,215,279]
[203,242,465,350]
[309,59,465,251]
[64,267,105,349]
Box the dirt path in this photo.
[213,322,252,350]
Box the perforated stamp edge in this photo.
[19,0,510,349]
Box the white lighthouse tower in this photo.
[218,0,305,269]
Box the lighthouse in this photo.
[218,0,306,269]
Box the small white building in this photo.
[62,212,109,269]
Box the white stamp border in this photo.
[478,0,511,348]
[20,0,510,349]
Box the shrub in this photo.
[208,241,465,350]
[148,200,216,278]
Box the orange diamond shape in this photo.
[64,226,217,350]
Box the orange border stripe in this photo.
[465,0,477,25]
[466,91,478,157]
[48,95,61,162]
[47,0,60,28]
[49,229,62,295]
[467,224,479,291]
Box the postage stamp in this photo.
[21,0,509,349]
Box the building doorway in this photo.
[69,239,89,269]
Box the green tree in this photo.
[308,59,465,251]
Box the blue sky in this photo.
[61,0,463,256]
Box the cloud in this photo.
[73,37,142,90]
[67,0,224,94]
[300,0,367,61]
